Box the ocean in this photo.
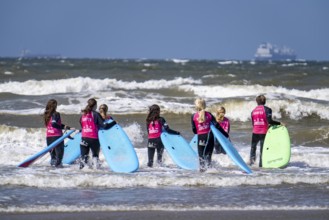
[0,58,328,216]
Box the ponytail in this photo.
[99,104,108,120]
[82,98,97,114]
[194,98,206,123]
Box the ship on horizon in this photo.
[254,42,297,61]
[20,49,61,59]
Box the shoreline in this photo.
[1,210,329,220]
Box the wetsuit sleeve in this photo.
[264,106,281,126]
[191,114,197,134]
[160,117,180,135]
[93,111,117,130]
[104,120,117,130]
[79,116,83,132]
[210,113,229,138]
[103,116,117,129]
[51,113,69,130]
[146,122,149,134]
[93,111,106,128]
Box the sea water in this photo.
[0,58,328,213]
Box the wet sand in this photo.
[1,210,329,220]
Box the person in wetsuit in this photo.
[146,104,180,167]
[43,99,74,168]
[191,98,229,172]
[214,106,230,154]
[79,98,116,169]
[250,95,283,167]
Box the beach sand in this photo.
[1,210,329,220]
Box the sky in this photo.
[0,0,329,60]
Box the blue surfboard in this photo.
[160,132,199,170]
[189,134,198,153]
[18,130,75,168]
[210,124,252,174]
[98,120,139,173]
[62,132,81,164]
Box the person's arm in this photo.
[265,106,281,126]
[146,121,150,134]
[94,111,117,130]
[51,113,70,130]
[160,117,180,135]
[191,114,197,134]
[211,114,229,138]
[227,118,231,134]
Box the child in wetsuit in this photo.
[191,98,229,172]
[79,98,116,169]
[250,95,283,167]
[214,106,230,154]
[146,104,180,167]
[43,99,74,168]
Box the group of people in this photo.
[44,98,116,169]
[44,95,283,172]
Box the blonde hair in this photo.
[195,98,206,123]
[215,106,226,122]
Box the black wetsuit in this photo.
[46,112,69,167]
[191,112,229,170]
[214,121,230,155]
[79,111,116,164]
[250,105,280,167]
[146,117,179,167]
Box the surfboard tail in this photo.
[17,130,75,168]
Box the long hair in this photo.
[146,104,160,126]
[215,106,226,122]
[99,104,108,120]
[195,98,206,123]
[82,98,97,114]
[44,99,57,126]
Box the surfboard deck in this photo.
[18,130,75,168]
[62,132,81,164]
[262,125,291,168]
[98,120,139,173]
[161,132,199,170]
[210,124,252,174]
[189,134,198,154]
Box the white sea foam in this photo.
[1,92,329,122]
[0,77,201,95]
[4,71,13,75]
[171,59,189,64]
[1,204,328,213]
[180,84,329,101]
[1,77,329,121]
[1,125,328,189]
[218,60,240,65]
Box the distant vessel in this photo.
[254,42,297,61]
[20,49,61,59]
